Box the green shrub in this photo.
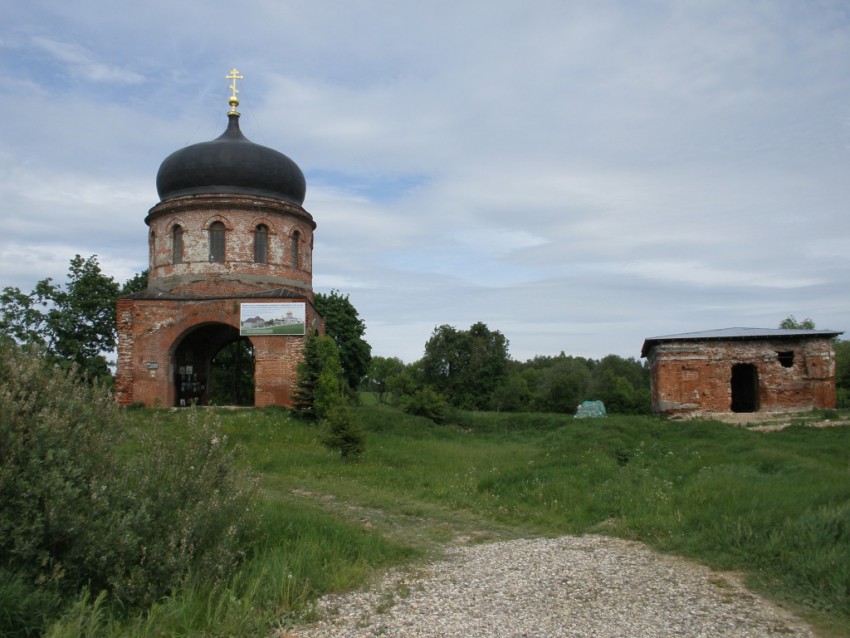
[95,409,259,607]
[0,342,258,633]
[401,386,447,423]
[320,405,365,459]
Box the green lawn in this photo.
[240,323,305,335]
[50,406,850,637]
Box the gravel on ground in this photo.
[283,535,815,638]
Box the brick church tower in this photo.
[115,70,321,407]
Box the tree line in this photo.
[363,322,651,421]
[2,256,848,417]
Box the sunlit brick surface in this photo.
[115,193,320,408]
[646,336,837,416]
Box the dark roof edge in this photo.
[641,327,844,358]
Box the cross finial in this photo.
[226,68,244,114]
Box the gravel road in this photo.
[284,535,816,638]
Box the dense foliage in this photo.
[292,335,344,419]
[364,355,406,404]
[293,334,365,457]
[420,322,510,410]
[314,290,372,391]
[369,322,651,417]
[209,339,255,405]
[0,341,258,636]
[779,315,816,329]
[0,256,146,383]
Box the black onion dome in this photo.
[156,113,306,205]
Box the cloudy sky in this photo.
[2,0,849,363]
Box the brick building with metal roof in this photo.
[641,328,843,417]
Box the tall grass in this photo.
[42,498,415,637]
[42,406,850,636]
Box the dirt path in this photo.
[277,488,823,638]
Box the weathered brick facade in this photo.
[115,106,321,408]
[641,329,842,417]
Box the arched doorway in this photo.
[731,363,759,413]
[171,323,255,406]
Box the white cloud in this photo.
[1,0,848,361]
[29,36,146,85]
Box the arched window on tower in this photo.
[172,224,183,263]
[291,230,301,269]
[209,221,225,262]
[254,224,268,264]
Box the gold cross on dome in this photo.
[226,68,243,113]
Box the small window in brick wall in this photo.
[254,224,268,264]
[172,225,183,263]
[209,221,225,262]
[291,230,300,269]
[777,351,794,368]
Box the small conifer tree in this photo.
[293,335,345,419]
[293,334,366,457]
[320,404,365,459]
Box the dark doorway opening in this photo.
[210,338,255,406]
[731,363,759,413]
[172,324,254,406]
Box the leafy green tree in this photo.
[490,369,532,412]
[532,357,593,413]
[401,386,448,423]
[209,339,254,406]
[1,255,121,381]
[387,363,424,407]
[586,355,651,414]
[314,290,372,390]
[0,281,53,349]
[366,355,406,404]
[420,322,510,409]
[779,315,816,329]
[120,268,149,295]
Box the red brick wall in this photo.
[115,191,321,408]
[646,337,837,416]
[145,193,315,297]
[115,296,322,408]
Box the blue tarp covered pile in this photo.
[574,400,607,419]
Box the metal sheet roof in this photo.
[640,327,843,358]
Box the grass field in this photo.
[48,405,850,637]
[240,323,305,335]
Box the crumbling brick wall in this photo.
[115,296,321,408]
[145,193,314,297]
[115,191,320,408]
[646,336,837,416]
